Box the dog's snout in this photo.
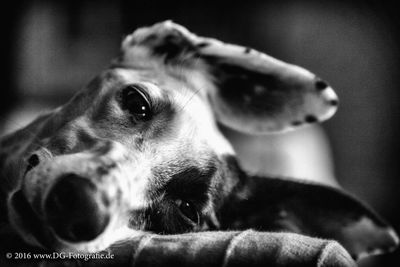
[44,174,110,242]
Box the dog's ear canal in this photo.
[218,174,399,260]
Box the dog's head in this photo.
[0,21,397,259]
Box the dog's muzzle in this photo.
[9,141,143,251]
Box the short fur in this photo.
[0,21,397,266]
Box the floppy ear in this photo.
[116,20,339,134]
[218,173,399,260]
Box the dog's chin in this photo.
[8,190,129,253]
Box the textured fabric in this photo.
[85,231,356,267]
[0,230,356,267]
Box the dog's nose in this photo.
[44,173,110,242]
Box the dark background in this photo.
[1,0,399,266]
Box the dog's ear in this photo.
[116,21,338,133]
[219,174,399,260]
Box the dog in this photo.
[0,21,398,266]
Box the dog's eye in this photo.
[121,85,152,120]
[175,199,199,224]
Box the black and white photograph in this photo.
[0,0,399,266]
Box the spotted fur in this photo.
[0,21,397,265]
[118,21,339,134]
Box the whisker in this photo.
[176,54,204,112]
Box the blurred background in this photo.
[0,0,399,265]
